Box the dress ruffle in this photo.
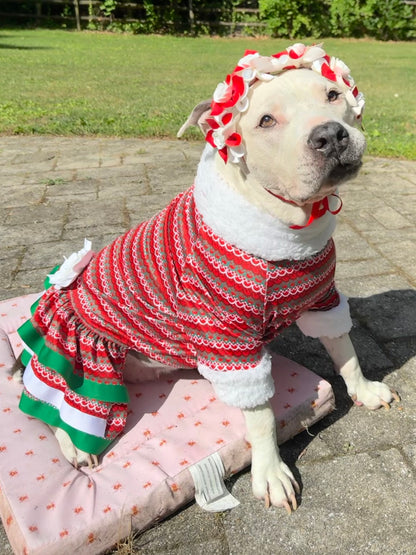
[18,274,129,456]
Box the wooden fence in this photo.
[0,1,265,34]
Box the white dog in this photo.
[16,44,398,514]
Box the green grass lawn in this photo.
[0,29,415,159]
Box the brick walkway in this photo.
[0,136,415,553]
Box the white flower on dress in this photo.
[48,238,94,290]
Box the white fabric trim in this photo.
[296,292,352,338]
[194,145,336,261]
[23,360,107,437]
[21,341,34,357]
[198,350,275,409]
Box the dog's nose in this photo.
[308,122,349,158]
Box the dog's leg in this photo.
[243,402,300,513]
[11,353,25,383]
[53,427,98,469]
[320,333,399,409]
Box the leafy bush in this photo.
[360,0,416,40]
[329,0,416,40]
[259,0,331,38]
[83,0,233,34]
[329,0,367,38]
[127,0,233,35]
[260,0,416,40]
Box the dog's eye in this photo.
[327,90,341,103]
[259,115,276,128]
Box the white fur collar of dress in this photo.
[194,145,337,261]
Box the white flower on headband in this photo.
[213,82,230,104]
[330,57,351,78]
[206,70,250,163]
[205,43,365,164]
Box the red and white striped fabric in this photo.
[19,185,340,455]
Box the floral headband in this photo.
[205,43,365,164]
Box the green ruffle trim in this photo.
[18,266,129,405]
[19,391,112,455]
[19,318,129,404]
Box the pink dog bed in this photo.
[0,293,335,554]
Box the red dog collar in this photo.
[267,191,343,229]
[290,194,343,229]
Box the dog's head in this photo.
[178,44,366,208]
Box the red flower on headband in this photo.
[211,73,246,117]
[320,62,337,83]
[206,128,243,163]
[225,133,242,147]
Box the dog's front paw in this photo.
[54,428,99,469]
[350,377,400,410]
[251,452,300,513]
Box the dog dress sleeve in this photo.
[197,350,275,409]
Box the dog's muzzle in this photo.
[307,122,349,159]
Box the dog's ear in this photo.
[177,100,212,138]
